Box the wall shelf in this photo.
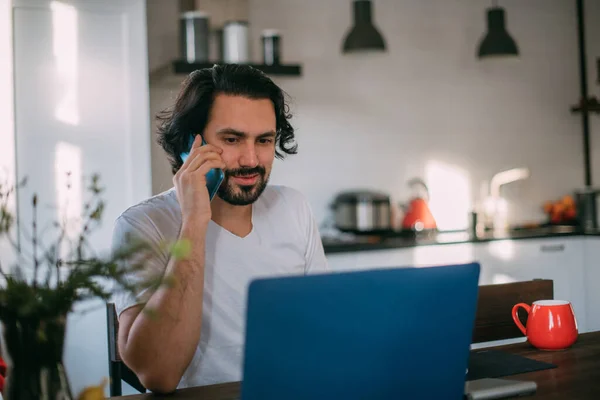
[172,60,302,77]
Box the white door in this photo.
[12,0,151,395]
[0,0,17,268]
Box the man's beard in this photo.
[217,166,269,206]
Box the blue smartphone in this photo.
[180,134,225,201]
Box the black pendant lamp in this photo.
[477,2,519,59]
[342,0,386,53]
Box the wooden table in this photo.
[111,331,600,399]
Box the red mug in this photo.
[512,300,578,350]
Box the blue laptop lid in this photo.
[240,262,480,400]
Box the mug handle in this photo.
[511,303,531,336]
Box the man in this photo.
[111,64,329,394]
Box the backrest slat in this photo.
[473,279,554,343]
[106,302,121,362]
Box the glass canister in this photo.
[261,29,281,65]
[223,20,250,63]
[180,11,210,63]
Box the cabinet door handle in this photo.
[540,244,565,252]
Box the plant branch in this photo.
[55,215,69,288]
[32,194,40,289]
[43,244,57,288]
[0,173,187,326]
[0,260,8,280]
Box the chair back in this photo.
[106,302,146,396]
[472,279,554,343]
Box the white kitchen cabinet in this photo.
[412,242,477,267]
[326,237,590,336]
[325,242,478,271]
[583,237,600,332]
[326,247,414,272]
[475,237,588,333]
[326,251,361,271]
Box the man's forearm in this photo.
[121,220,207,391]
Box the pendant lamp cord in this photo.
[492,0,498,7]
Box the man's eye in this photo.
[224,137,238,143]
[259,138,274,144]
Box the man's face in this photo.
[202,94,277,206]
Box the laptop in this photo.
[239,262,481,400]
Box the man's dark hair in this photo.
[156,64,298,174]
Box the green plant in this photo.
[0,173,186,320]
[0,172,186,399]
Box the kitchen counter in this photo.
[322,225,600,335]
[322,226,600,254]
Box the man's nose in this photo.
[239,143,258,168]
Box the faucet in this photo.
[479,168,531,234]
[489,168,531,199]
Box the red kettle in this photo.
[401,178,437,231]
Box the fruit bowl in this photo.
[543,195,577,225]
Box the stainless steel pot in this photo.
[180,11,210,63]
[331,190,392,234]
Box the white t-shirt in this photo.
[111,185,329,389]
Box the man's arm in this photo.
[116,139,225,394]
[116,218,208,394]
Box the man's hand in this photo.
[173,134,225,224]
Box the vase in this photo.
[1,314,73,400]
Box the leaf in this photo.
[89,202,104,221]
[37,326,48,342]
[170,239,191,259]
[0,205,14,233]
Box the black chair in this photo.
[106,302,146,396]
